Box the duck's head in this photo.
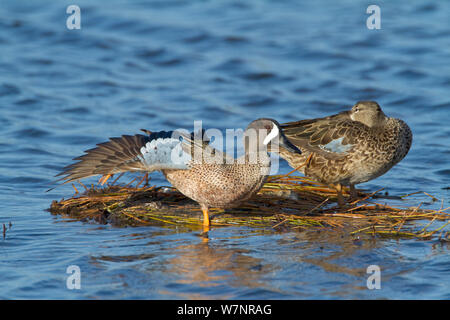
[350,101,387,127]
[245,118,302,154]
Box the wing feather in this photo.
[281,111,364,159]
[52,127,232,187]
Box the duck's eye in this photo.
[354,107,359,112]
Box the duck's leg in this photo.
[349,184,358,199]
[201,205,211,227]
[335,183,345,207]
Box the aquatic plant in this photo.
[49,173,449,241]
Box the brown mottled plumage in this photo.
[55,118,301,227]
[275,101,412,205]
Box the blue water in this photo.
[0,0,449,299]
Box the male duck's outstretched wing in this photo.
[178,130,235,165]
[54,130,209,185]
[281,111,364,160]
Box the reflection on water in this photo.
[82,226,421,299]
[164,241,267,299]
[0,0,449,299]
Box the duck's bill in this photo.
[278,134,302,154]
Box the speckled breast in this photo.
[163,163,270,208]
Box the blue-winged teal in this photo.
[56,118,301,226]
[275,101,412,205]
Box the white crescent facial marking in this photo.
[263,125,279,145]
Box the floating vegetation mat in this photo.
[49,175,450,241]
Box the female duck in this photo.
[275,101,412,205]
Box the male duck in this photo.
[56,118,301,227]
[275,101,412,205]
